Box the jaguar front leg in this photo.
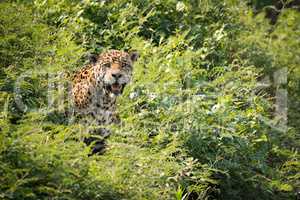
[83,110,113,155]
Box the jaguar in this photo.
[71,49,138,154]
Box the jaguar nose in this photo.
[112,73,122,79]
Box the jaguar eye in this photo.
[104,63,111,68]
[122,63,131,69]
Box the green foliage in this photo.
[0,0,299,199]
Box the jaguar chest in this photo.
[86,87,118,125]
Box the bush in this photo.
[0,0,299,199]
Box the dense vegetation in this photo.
[0,0,299,199]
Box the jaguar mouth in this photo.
[107,83,125,95]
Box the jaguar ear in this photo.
[87,52,98,64]
[129,51,139,62]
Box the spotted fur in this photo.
[71,50,138,152]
